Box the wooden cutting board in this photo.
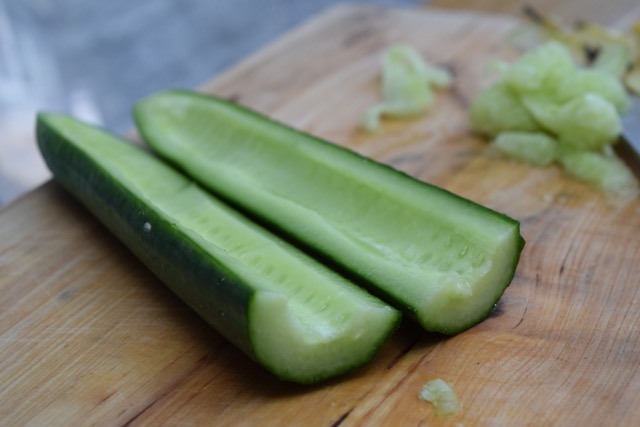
[2,5,640,426]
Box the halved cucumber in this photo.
[134,90,525,335]
[36,113,401,384]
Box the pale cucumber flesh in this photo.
[37,113,400,384]
[134,91,525,334]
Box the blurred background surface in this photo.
[0,0,422,206]
[3,0,635,206]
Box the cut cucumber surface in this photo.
[134,90,525,335]
[36,113,401,384]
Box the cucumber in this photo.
[134,90,525,335]
[36,113,401,384]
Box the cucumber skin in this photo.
[135,90,525,335]
[36,114,256,357]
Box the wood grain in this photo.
[2,5,640,426]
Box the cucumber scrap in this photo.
[492,131,557,166]
[418,378,461,416]
[510,6,640,94]
[362,44,453,132]
[470,41,639,199]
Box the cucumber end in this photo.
[249,291,401,384]
[414,227,524,335]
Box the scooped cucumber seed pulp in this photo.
[470,41,639,199]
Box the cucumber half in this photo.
[36,113,401,384]
[134,90,525,335]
